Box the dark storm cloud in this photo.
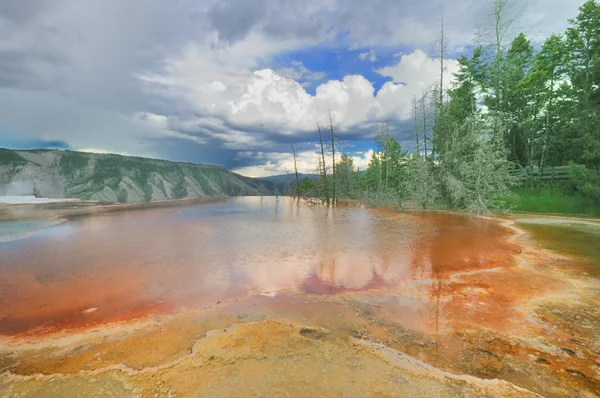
[208,0,267,43]
[205,0,577,50]
[207,0,333,44]
[204,0,482,47]
[161,109,414,158]
[0,0,586,175]
[0,0,57,24]
[0,48,67,89]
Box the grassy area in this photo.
[507,186,600,216]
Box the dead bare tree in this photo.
[420,91,429,159]
[317,123,330,204]
[375,122,392,189]
[328,111,336,205]
[438,13,446,112]
[475,0,524,141]
[418,88,437,160]
[412,96,420,156]
[432,11,449,160]
[291,144,299,199]
[284,167,294,196]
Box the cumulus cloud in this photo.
[377,49,460,91]
[0,0,587,176]
[145,48,459,138]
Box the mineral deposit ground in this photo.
[1,198,599,397]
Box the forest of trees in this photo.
[293,0,600,215]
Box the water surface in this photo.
[0,197,515,335]
[0,219,63,243]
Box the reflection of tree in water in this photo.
[409,213,508,364]
[409,226,446,365]
[311,204,338,294]
[308,207,398,293]
[318,257,336,294]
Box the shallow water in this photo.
[0,197,514,335]
[517,220,600,275]
[1,198,599,397]
[0,219,64,243]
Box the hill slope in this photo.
[0,149,270,203]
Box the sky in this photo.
[0,0,586,177]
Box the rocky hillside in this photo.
[0,149,270,203]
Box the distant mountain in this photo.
[256,173,319,194]
[0,149,271,203]
[261,173,319,184]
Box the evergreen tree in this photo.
[362,152,381,193]
[336,153,356,198]
[565,0,600,199]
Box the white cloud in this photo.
[79,148,124,155]
[351,149,374,171]
[232,147,374,177]
[376,49,459,91]
[145,47,458,143]
[233,149,322,178]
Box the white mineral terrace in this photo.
[0,196,81,205]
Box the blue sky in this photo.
[270,45,401,94]
[0,0,587,177]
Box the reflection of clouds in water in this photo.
[316,254,374,289]
[246,255,313,293]
[223,201,447,292]
[1,197,515,334]
[310,241,414,290]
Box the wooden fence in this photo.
[509,165,584,185]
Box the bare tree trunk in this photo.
[530,90,538,169]
[421,94,428,159]
[375,122,388,189]
[317,123,329,204]
[433,12,446,161]
[329,111,336,205]
[378,149,383,190]
[494,1,504,114]
[439,14,444,112]
[540,73,555,184]
[474,0,522,143]
[418,94,430,207]
[292,144,299,199]
[382,122,391,189]
[385,139,390,190]
[412,96,420,156]
[492,0,521,141]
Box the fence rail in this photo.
[509,165,584,185]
